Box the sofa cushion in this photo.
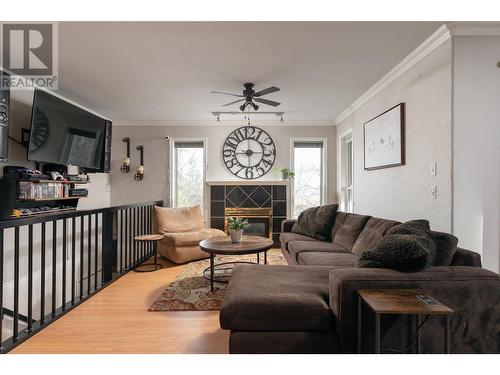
[358,220,437,271]
[220,264,334,332]
[279,232,320,251]
[162,228,226,246]
[155,205,203,233]
[331,213,371,250]
[432,231,458,266]
[288,241,351,262]
[291,204,339,241]
[351,217,400,256]
[297,252,358,267]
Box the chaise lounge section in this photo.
[220,210,500,354]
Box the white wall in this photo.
[336,40,453,232]
[452,36,500,272]
[110,124,336,207]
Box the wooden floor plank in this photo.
[11,257,229,354]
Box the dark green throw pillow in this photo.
[357,220,436,272]
[291,204,339,241]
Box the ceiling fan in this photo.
[211,83,281,111]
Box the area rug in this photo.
[148,249,286,312]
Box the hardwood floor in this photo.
[11,257,229,354]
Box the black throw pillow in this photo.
[357,220,436,272]
[291,204,338,241]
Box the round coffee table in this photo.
[199,235,274,291]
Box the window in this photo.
[292,140,325,217]
[340,134,354,212]
[173,141,205,208]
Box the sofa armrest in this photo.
[281,219,296,233]
[329,267,500,353]
[450,247,482,267]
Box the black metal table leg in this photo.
[210,254,215,292]
[445,315,451,354]
[257,252,260,264]
[416,314,421,354]
[357,296,362,353]
[153,241,158,268]
[264,250,267,265]
[374,313,380,354]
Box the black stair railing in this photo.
[0,200,162,353]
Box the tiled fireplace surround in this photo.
[209,182,288,247]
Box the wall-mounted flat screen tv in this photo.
[28,89,110,171]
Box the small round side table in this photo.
[134,234,164,272]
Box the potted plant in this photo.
[227,217,249,243]
[278,167,295,180]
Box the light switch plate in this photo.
[430,185,437,199]
[430,162,437,176]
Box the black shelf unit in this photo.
[0,177,88,220]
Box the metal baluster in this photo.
[0,228,4,348]
[120,210,123,272]
[62,219,67,310]
[125,209,129,269]
[40,223,46,325]
[71,217,76,304]
[140,206,144,260]
[129,208,132,267]
[52,221,57,317]
[27,224,33,332]
[94,213,98,290]
[87,215,91,295]
[13,227,19,340]
[133,207,137,265]
[80,216,84,300]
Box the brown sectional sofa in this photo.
[220,211,500,354]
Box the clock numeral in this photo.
[263,148,273,157]
[256,167,265,176]
[245,167,254,179]
[261,136,273,146]
[261,158,273,168]
[225,157,239,168]
[223,149,235,158]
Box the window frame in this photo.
[290,137,328,218]
[170,137,208,216]
[337,129,354,213]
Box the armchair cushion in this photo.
[298,252,358,267]
[162,228,226,246]
[154,205,203,233]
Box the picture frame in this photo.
[363,103,405,170]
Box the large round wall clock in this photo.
[222,126,276,180]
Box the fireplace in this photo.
[224,207,272,239]
[209,183,288,247]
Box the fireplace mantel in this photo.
[206,180,289,186]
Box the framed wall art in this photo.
[363,103,405,170]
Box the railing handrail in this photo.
[0,200,163,229]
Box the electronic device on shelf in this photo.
[416,294,436,304]
[69,188,88,197]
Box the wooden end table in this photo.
[199,235,274,291]
[357,289,455,354]
[134,234,164,272]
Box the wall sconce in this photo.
[120,137,131,173]
[134,145,144,181]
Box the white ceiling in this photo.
[55,22,443,126]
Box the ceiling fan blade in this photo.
[253,86,280,97]
[254,97,281,107]
[222,99,245,107]
[211,91,244,97]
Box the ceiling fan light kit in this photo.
[211,82,281,112]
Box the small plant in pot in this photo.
[278,167,295,180]
[227,217,249,243]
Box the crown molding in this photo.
[334,24,451,125]
[447,22,500,36]
[113,119,335,127]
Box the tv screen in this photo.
[28,89,108,171]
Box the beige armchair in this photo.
[154,205,226,263]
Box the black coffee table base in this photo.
[204,251,268,291]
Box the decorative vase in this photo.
[229,228,244,243]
